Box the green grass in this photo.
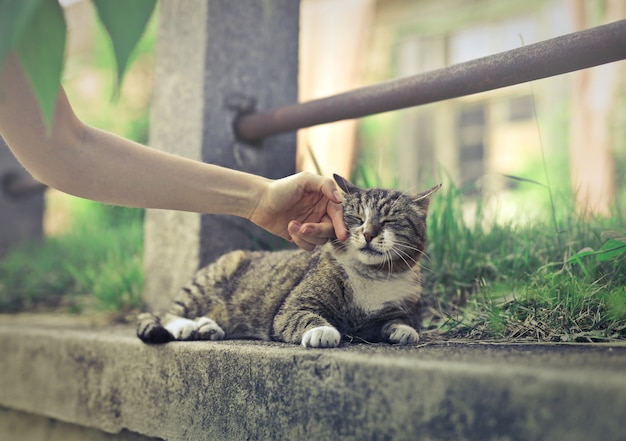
[421,179,626,342]
[0,200,144,315]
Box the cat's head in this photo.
[332,174,441,272]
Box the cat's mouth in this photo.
[360,245,383,256]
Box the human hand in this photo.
[250,172,348,251]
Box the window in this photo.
[457,103,486,187]
[508,95,535,121]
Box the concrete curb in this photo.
[0,320,625,440]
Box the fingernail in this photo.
[333,191,344,202]
[288,222,300,234]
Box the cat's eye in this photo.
[346,215,363,224]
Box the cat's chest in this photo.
[343,269,419,314]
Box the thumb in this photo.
[319,177,344,204]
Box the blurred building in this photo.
[302,0,625,215]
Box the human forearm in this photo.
[0,53,267,217]
[52,123,268,217]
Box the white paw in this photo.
[301,326,341,348]
[165,317,197,340]
[196,317,225,341]
[388,324,420,345]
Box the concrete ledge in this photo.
[1,317,625,440]
[0,407,154,441]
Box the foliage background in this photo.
[0,0,157,316]
[0,0,157,129]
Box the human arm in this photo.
[0,53,346,247]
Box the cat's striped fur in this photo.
[137,175,440,348]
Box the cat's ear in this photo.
[413,183,442,208]
[333,174,360,195]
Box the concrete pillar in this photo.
[0,137,45,259]
[144,0,299,312]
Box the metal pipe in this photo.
[236,19,626,142]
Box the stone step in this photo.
[0,318,625,441]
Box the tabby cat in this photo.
[137,175,440,348]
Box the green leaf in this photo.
[93,0,157,94]
[568,240,626,267]
[15,0,66,132]
[0,0,45,71]
[567,247,595,270]
[596,240,626,262]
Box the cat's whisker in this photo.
[389,245,416,266]
[383,251,395,278]
[390,248,421,279]
[392,248,426,280]
[419,264,436,276]
[392,242,421,254]
[393,241,430,261]
[391,237,420,248]
[391,245,427,264]
[331,238,349,252]
[392,249,419,270]
[332,239,346,249]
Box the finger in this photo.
[292,237,316,252]
[298,222,335,244]
[327,201,348,241]
[288,221,316,251]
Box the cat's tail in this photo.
[136,312,173,344]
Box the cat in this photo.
[137,174,440,348]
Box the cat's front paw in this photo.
[165,317,198,340]
[301,326,341,348]
[137,313,172,344]
[387,324,420,345]
[196,317,225,341]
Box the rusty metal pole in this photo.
[236,19,626,142]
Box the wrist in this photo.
[240,173,272,222]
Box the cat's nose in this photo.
[363,226,379,243]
